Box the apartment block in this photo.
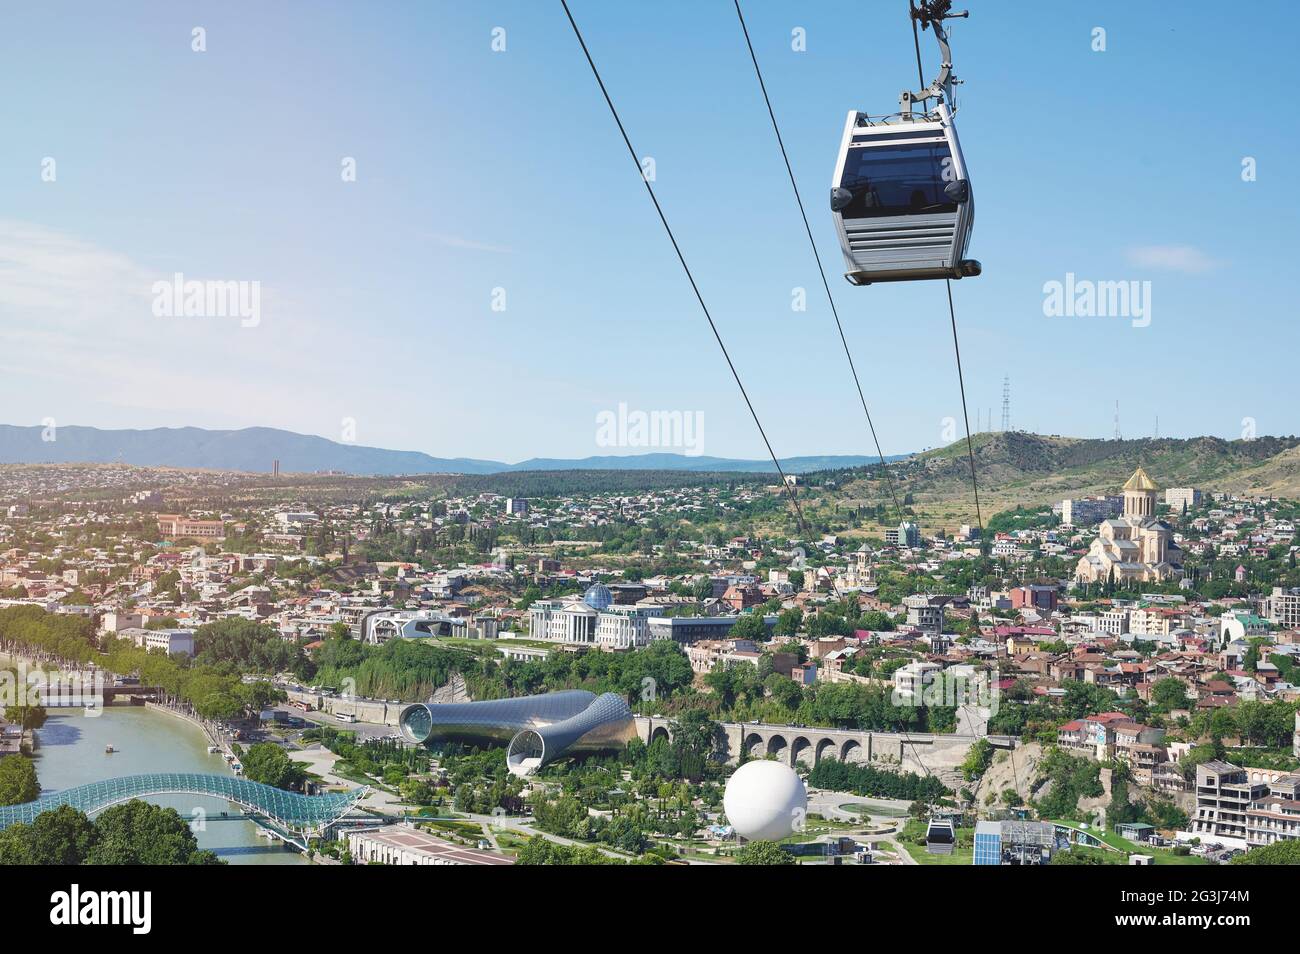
[1164,488,1202,511]
[1245,774,1300,848]
[1192,761,1269,847]
[156,514,225,540]
[1266,587,1300,629]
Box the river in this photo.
[31,705,310,865]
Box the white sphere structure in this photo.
[723,760,807,842]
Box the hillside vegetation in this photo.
[830,433,1300,531]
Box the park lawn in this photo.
[1047,819,1210,866]
[780,819,863,845]
[495,832,529,853]
[903,841,974,865]
[839,801,910,818]
[423,818,487,838]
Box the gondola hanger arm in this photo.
[903,0,968,114]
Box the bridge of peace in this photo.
[0,774,369,851]
[635,716,1015,786]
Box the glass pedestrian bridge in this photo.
[0,773,369,848]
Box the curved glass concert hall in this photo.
[399,690,636,776]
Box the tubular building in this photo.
[398,690,637,777]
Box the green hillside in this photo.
[832,433,1300,531]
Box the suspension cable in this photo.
[732,0,904,525]
[559,0,814,540]
[947,279,983,532]
[910,1,928,92]
[910,1,983,533]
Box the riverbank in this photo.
[30,706,311,865]
[145,700,229,753]
[2,650,308,864]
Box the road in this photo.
[269,704,400,742]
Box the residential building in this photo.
[1057,712,1163,761]
[1219,611,1272,646]
[884,521,921,548]
[1165,488,1202,512]
[122,627,195,657]
[1245,774,1300,848]
[1113,721,1167,783]
[100,611,145,634]
[1098,609,1130,635]
[156,514,225,540]
[893,661,942,702]
[903,594,948,633]
[720,583,764,612]
[685,640,795,676]
[1191,761,1269,848]
[1266,587,1300,629]
[1009,584,1058,613]
[1060,495,1123,527]
[1130,606,1181,639]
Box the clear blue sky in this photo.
[0,0,1293,462]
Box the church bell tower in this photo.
[1122,466,1158,521]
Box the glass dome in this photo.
[582,582,613,610]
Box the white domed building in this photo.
[723,760,808,842]
[527,580,660,650]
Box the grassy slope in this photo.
[824,433,1300,531]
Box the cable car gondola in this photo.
[831,0,980,286]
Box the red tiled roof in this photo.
[1087,711,1130,723]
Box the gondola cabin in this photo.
[925,816,957,855]
[830,102,979,285]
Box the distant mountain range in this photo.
[0,424,906,476]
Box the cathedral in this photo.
[1075,466,1183,585]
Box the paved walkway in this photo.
[289,745,403,812]
[806,789,916,865]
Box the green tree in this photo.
[3,701,47,731]
[729,613,768,642]
[241,742,307,791]
[0,755,39,806]
[400,779,435,806]
[774,608,803,638]
[670,708,724,780]
[1231,839,1300,865]
[1150,678,1190,711]
[85,801,221,865]
[736,840,795,865]
[959,738,994,782]
[23,805,97,864]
